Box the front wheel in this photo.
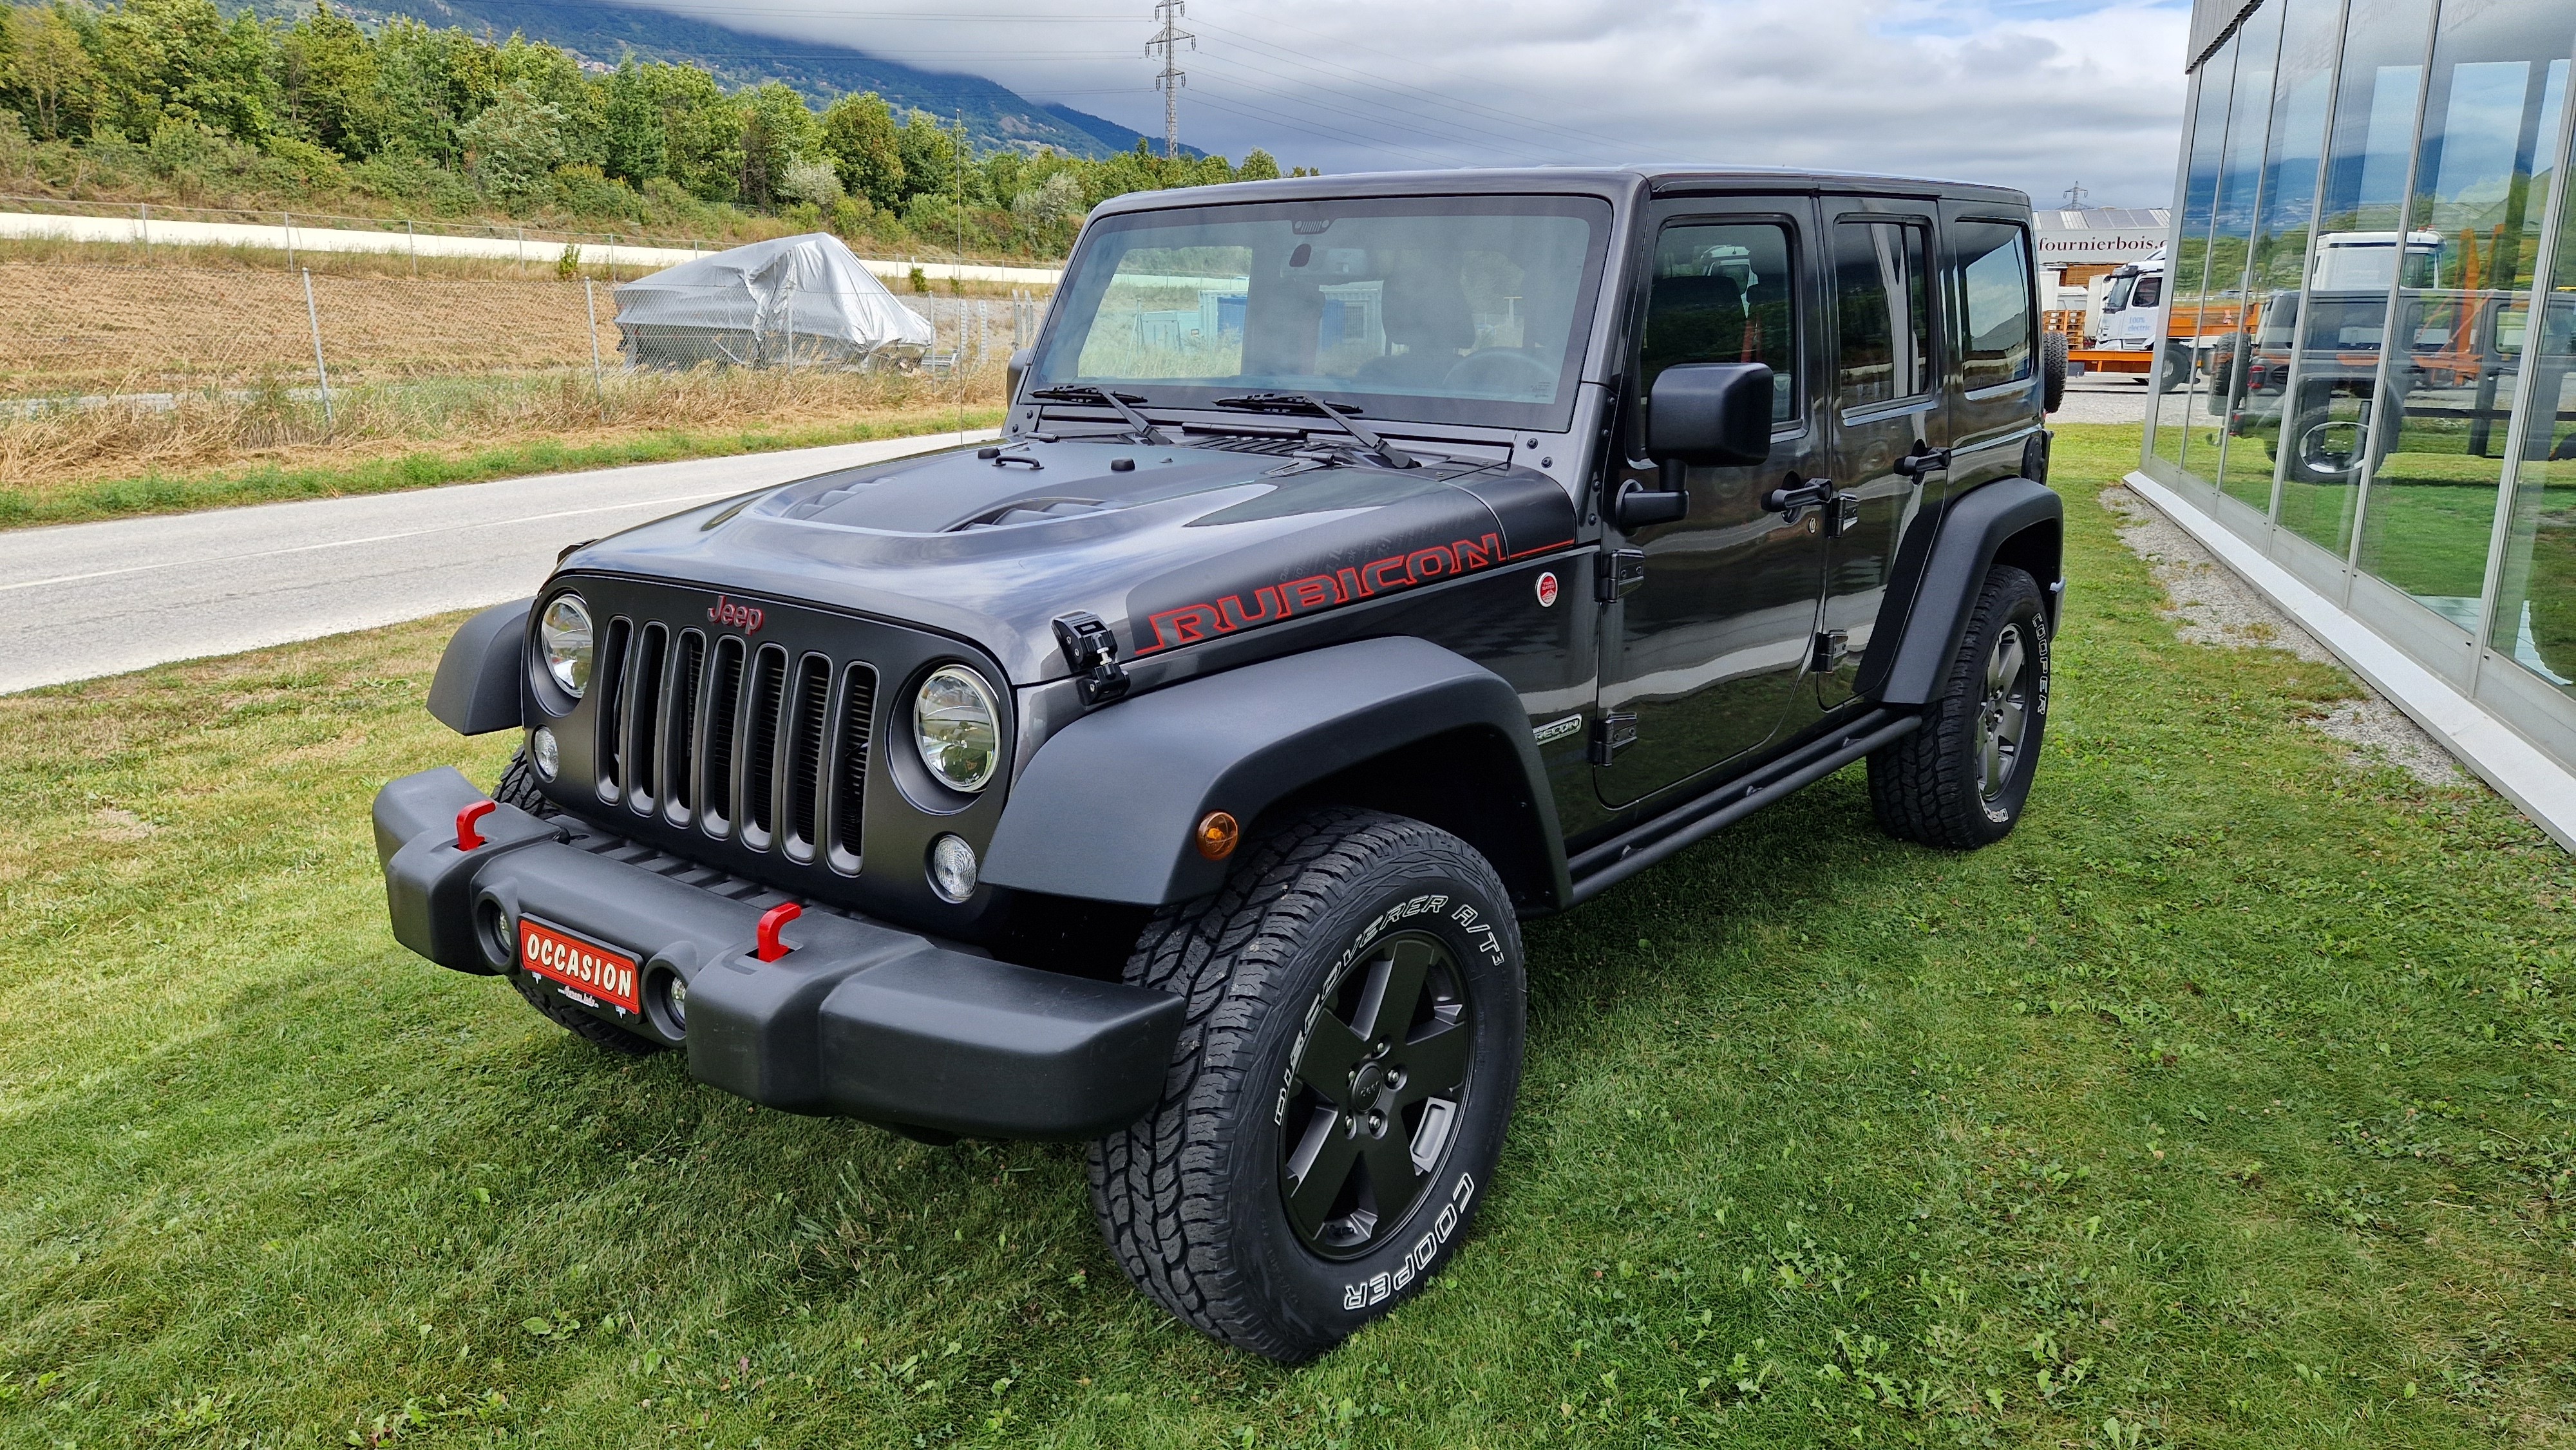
[1090,809,1525,1362]
[1869,565,2050,849]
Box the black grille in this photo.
[594,625,876,874]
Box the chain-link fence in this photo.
[0,263,1040,405]
[0,260,1039,493]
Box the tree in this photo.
[87,0,276,145]
[6,6,99,140]
[599,57,665,184]
[639,61,739,203]
[279,3,382,158]
[454,82,565,200]
[1237,147,1280,182]
[893,109,965,209]
[735,79,816,209]
[820,91,901,211]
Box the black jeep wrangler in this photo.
[375,167,2063,1362]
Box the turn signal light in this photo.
[1195,811,1240,861]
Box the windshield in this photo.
[1030,194,1613,429]
[2104,274,2137,311]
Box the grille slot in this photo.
[623,623,668,814]
[782,654,831,863]
[664,630,705,825]
[699,636,744,839]
[742,645,788,851]
[592,617,632,802]
[826,664,876,875]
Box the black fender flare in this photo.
[1858,477,2062,706]
[981,636,1567,908]
[428,598,532,736]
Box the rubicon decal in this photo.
[1139,532,1572,654]
[520,919,640,1015]
[708,596,765,634]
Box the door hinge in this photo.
[1589,711,1638,766]
[1826,491,1861,538]
[1596,547,1646,603]
[1811,629,1851,673]
[1051,611,1130,705]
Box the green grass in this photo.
[4,424,2575,1447]
[0,406,1009,531]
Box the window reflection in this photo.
[2183,7,2282,484]
[2488,141,2576,694]
[2273,0,2432,556]
[2217,0,2343,514]
[2156,38,2238,471]
[2353,1,2569,625]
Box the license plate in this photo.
[518,918,639,1015]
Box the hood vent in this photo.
[949,496,1106,531]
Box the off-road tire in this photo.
[493,747,553,814]
[1869,565,2050,849]
[2041,332,2068,414]
[1089,809,1526,1363]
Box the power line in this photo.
[1146,1,1195,160]
[1186,52,1581,163]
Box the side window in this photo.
[1832,219,1933,407]
[1642,221,1798,424]
[2131,272,2164,309]
[1953,221,2035,390]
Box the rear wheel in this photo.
[1090,809,1524,1363]
[1869,565,2050,849]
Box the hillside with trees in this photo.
[0,0,1300,259]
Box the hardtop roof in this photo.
[1089,165,2031,218]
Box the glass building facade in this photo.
[2140,0,2576,782]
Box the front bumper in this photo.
[374,767,1181,1141]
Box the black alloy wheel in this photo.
[1975,620,2035,808]
[1278,932,1473,1257]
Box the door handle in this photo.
[1894,446,1952,478]
[1763,476,1833,514]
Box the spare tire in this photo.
[2041,332,2068,414]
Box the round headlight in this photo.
[538,594,593,697]
[913,666,1001,792]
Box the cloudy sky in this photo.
[630,0,2195,207]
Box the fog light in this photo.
[530,726,559,780]
[928,834,979,902]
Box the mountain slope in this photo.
[311,0,1202,160]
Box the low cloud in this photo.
[624,0,2193,206]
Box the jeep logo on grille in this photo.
[708,596,765,634]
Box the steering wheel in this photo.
[1443,349,1557,395]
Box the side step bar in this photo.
[1566,707,1923,905]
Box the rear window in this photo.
[1954,222,2034,391]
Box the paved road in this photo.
[0,210,1067,287]
[0,429,995,695]
[2053,374,2154,424]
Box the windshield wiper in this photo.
[1213,393,1419,469]
[1027,385,1170,447]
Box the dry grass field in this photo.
[0,243,1022,525]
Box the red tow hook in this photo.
[756,902,802,963]
[455,799,498,851]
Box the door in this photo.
[1595,202,1830,809]
[1819,205,1946,707]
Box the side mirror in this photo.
[1647,362,1774,467]
[1007,347,1034,404]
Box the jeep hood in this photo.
[560,436,1578,685]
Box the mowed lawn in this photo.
[4,424,2574,1448]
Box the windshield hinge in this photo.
[1810,630,1851,674]
[1052,612,1130,706]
